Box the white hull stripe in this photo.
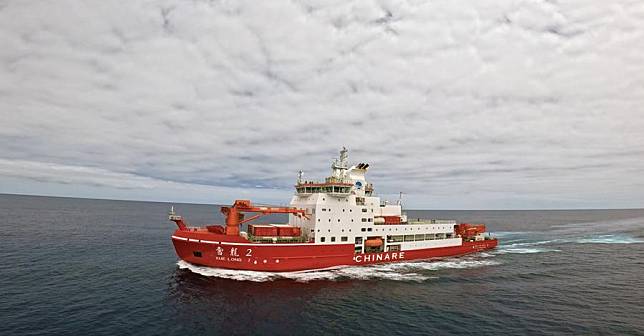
[171,237,321,247]
[220,241,328,247]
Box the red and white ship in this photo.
[170,148,498,272]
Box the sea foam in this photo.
[177,255,500,283]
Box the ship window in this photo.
[368,218,373,222]
[321,237,326,242]
[317,219,320,222]
[361,218,367,222]
[367,228,372,232]
[342,209,345,212]
[388,245,401,252]
[361,228,366,232]
[322,208,326,211]
[311,229,314,232]
[337,219,340,222]
[193,251,202,258]
[404,235,415,242]
[350,209,352,212]
[351,219,354,222]
[355,237,363,244]
[362,208,367,212]
[341,236,348,242]
[415,234,425,241]
[331,237,336,242]
[328,219,331,222]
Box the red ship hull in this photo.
[172,230,498,272]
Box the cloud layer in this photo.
[1,0,643,209]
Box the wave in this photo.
[176,256,500,283]
[504,240,557,247]
[572,234,643,244]
[493,231,535,238]
[491,231,643,248]
[177,260,433,282]
[494,247,560,254]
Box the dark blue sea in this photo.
[1,194,643,335]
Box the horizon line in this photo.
[2,192,643,212]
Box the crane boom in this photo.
[220,200,308,236]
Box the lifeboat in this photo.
[365,238,383,247]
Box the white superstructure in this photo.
[288,148,461,253]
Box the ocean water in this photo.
[1,194,643,336]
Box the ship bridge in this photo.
[294,147,374,198]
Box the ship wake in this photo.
[177,256,500,283]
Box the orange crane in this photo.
[221,200,309,235]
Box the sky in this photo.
[1,0,643,209]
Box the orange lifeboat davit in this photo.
[365,238,383,247]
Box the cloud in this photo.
[0,0,643,209]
